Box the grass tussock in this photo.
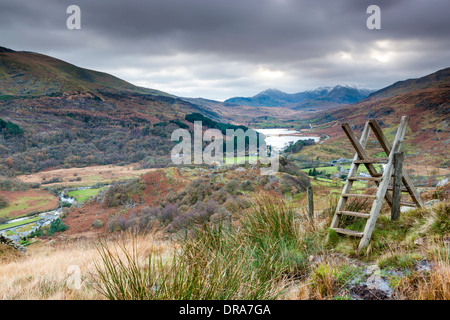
[377,251,424,270]
[95,227,282,299]
[308,262,363,300]
[94,193,317,300]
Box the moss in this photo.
[326,228,339,246]
[310,263,363,299]
[377,252,424,269]
[333,295,352,300]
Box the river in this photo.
[0,187,93,242]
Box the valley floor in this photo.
[16,164,156,187]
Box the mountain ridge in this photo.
[0,46,172,98]
[224,85,374,109]
[367,67,450,99]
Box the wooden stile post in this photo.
[391,152,404,221]
[307,186,314,222]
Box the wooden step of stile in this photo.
[342,193,376,199]
[348,176,382,182]
[387,186,408,192]
[331,228,364,237]
[354,158,389,164]
[400,201,417,207]
[372,172,383,177]
[336,210,370,218]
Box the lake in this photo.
[254,128,320,151]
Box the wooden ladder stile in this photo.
[329,116,423,252]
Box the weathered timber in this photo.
[332,228,364,237]
[337,211,371,218]
[391,152,404,221]
[307,186,314,222]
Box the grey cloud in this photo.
[0,0,449,100]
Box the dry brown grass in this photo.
[0,244,24,265]
[0,231,170,300]
[394,245,450,300]
[16,164,156,187]
[395,263,450,300]
[283,281,311,300]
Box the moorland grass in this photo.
[94,193,316,300]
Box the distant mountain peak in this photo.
[314,86,333,91]
[261,88,283,94]
[224,85,374,109]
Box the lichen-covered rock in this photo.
[425,199,441,206]
[0,234,27,254]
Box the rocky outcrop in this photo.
[0,234,27,254]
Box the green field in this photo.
[301,166,346,175]
[223,156,259,165]
[0,197,47,217]
[0,216,41,231]
[302,164,383,175]
[67,187,107,204]
[0,191,57,219]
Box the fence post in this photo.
[391,152,404,221]
[307,186,314,222]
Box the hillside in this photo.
[0,46,218,176]
[0,46,170,97]
[301,67,450,168]
[224,86,373,109]
[368,67,450,99]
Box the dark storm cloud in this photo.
[1,0,449,100]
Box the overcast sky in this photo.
[1,0,449,100]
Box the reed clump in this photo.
[94,193,314,300]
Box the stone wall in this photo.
[0,234,27,254]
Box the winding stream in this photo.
[0,187,93,241]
